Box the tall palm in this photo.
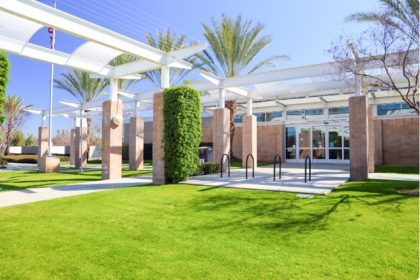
[54,70,108,145]
[195,14,288,157]
[144,29,198,87]
[346,0,419,45]
[0,95,31,157]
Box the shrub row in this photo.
[194,162,220,175]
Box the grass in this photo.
[0,168,151,191]
[375,165,419,175]
[0,179,417,279]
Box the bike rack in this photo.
[245,154,255,179]
[273,154,282,181]
[304,155,312,183]
[220,154,231,178]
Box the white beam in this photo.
[161,65,170,89]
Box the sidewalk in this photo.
[0,175,152,208]
[369,173,419,182]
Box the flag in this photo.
[48,27,54,49]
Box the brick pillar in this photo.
[129,117,144,170]
[374,119,383,165]
[368,107,375,173]
[212,108,230,172]
[349,95,369,180]
[70,128,76,166]
[37,127,48,169]
[242,115,257,167]
[102,100,123,180]
[75,127,88,168]
[153,92,165,184]
[276,124,286,163]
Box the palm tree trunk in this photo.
[225,100,237,159]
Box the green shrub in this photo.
[194,162,220,175]
[163,86,201,183]
[0,51,9,124]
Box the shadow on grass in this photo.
[188,179,418,233]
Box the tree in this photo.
[0,95,31,156]
[195,14,288,156]
[54,70,108,145]
[0,51,9,124]
[52,129,70,146]
[330,0,419,113]
[11,131,25,146]
[24,134,36,146]
[144,29,198,87]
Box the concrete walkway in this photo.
[0,175,152,208]
[182,163,350,195]
[369,173,419,182]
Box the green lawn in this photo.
[0,179,417,279]
[375,165,419,174]
[0,168,151,191]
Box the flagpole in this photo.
[48,0,56,156]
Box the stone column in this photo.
[102,100,123,180]
[129,117,144,170]
[152,92,165,184]
[276,124,286,163]
[349,95,369,180]
[368,107,375,173]
[70,128,76,166]
[75,127,88,168]
[212,108,230,171]
[37,126,48,169]
[242,115,257,167]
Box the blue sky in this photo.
[7,0,380,135]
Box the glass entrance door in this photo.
[285,124,349,162]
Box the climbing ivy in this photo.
[0,51,9,124]
[163,86,201,183]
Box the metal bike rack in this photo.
[220,154,231,178]
[245,154,255,179]
[304,155,312,183]
[273,154,282,181]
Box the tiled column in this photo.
[349,95,369,180]
[212,108,230,172]
[152,92,165,184]
[75,127,88,168]
[69,128,76,166]
[242,115,257,167]
[129,117,144,170]
[102,100,123,180]
[276,124,286,163]
[37,126,48,169]
[368,107,375,173]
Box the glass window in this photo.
[287,110,304,120]
[286,127,296,148]
[343,127,350,147]
[312,126,325,148]
[286,148,296,159]
[377,102,416,116]
[305,108,323,116]
[299,127,311,148]
[234,114,243,124]
[266,111,283,122]
[344,149,350,159]
[299,149,311,159]
[329,107,349,115]
[313,148,325,159]
[328,126,342,148]
[329,149,342,160]
[253,112,265,122]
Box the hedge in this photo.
[163,86,201,183]
[194,162,220,175]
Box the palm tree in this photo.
[0,95,31,158]
[54,70,108,144]
[346,0,419,45]
[144,29,198,87]
[195,14,288,157]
